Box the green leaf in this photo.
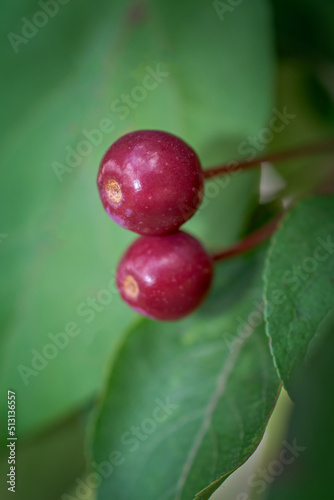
[91,253,279,500]
[266,321,334,500]
[0,0,274,436]
[264,195,334,395]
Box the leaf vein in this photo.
[173,326,255,500]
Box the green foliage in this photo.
[264,196,334,395]
[267,322,334,500]
[1,0,334,499]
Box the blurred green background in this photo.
[1,0,334,498]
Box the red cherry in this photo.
[97,130,204,235]
[116,231,213,321]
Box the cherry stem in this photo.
[204,137,334,179]
[212,213,284,262]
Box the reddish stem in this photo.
[212,213,283,262]
[204,138,334,179]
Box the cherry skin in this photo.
[116,231,213,321]
[97,130,204,235]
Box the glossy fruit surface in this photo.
[97,130,204,235]
[116,231,213,321]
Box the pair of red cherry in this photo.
[97,130,213,321]
[97,130,334,320]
